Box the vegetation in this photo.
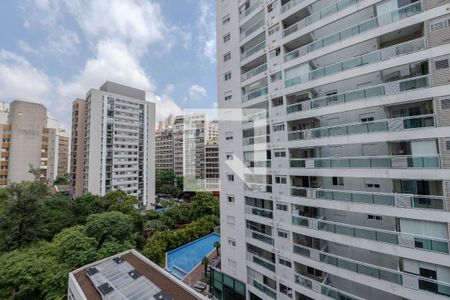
[0,177,220,300]
[155,170,184,197]
[53,173,70,185]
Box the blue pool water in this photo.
[156,207,169,212]
[166,233,220,279]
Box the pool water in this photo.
[166,233,220,279]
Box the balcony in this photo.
[286,75,430,113]
[291,214,450,254]
[240,41,266,61]
[248,276,277,299]
[245,160,272,168]
[285,38,426,88]
[281,0,305,14]
[293,242,450,296]
[246,228,274,245]
[241,63,267,82]
[283,0,359,37]
[241,19,265,40]
[245,183,273,193]
[290,186,446,210]
[242,86,268,103]
[284,2,423,62]
[288,114,435,141]
[290,154,441,170]
[245,204,274,218]
[295,273,364,300]
[240,0,262,21]
[247,251,276,272]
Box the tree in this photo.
[201,257,209,277]
[85,211,134,248]
[39,196,76,241]
[0,181,47,252]
[191,192,219,218]
[52,226,97,268]
[156,170,176,194]
[159,184,179,197]
[53,173,70,185]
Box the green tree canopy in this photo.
[85,211,134,248]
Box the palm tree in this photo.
[201,256,209,276]
[213,241,221,256]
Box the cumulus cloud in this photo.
[197,0,216,64]
[0,50,51,104]
[187,84,208,102]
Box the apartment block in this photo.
[155,115,175,171]
[70,82,155,207]
[0,100,69,185]
[216,0,450,300]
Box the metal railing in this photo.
[286,75,430,113]
[243,134,270,145]
[246,228,274,245]
[295,273,364,300]
[242,86,268,102]
[284,2,422,62]
[244,182,273,193]
[288,114,435,141]
[245,205,274,218]
[281,0,305,13]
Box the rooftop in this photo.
[69,249,206,300]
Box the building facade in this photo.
[216,0,450,299]
[70,82,155,207]
[0,100,69,185]
[155,116,175,172]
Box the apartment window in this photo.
[275,176,287,184]
[227,195,235,203]
[268,25,279,35]
[222,14,230,25]
[274,150,286,157]
[269,47,280,58]
[227,174,235,181]
[332,177,344,186]
[224,52,231,62]
[272,96,283,107]
[223,33,231,43]
[431,21,444,31]
[361,116,374,122]
[279,257,292,268]
[270,71,282,82]
[224,71,232,81]
[368,215,383,221]
[224,93,232,101]
[272,123,285,132]
[276,203,288,211]
[228,238,236,247]
[267,3,274,12]
[446,140,450,150]
[225,131,233,140]
[366,183,380,188]
[307,266,323,277]
[277,230,288,238]
[435,58,449,70]
[226,153,234,160]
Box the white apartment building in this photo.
[216,0,450,299]
[71,81,155,207]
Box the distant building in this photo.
[0,100,68,185]
[67,249,206,300]
[70,82,155,208]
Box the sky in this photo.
[0,0,217,128]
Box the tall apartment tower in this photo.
[155,115,175,172]
[70,82,155,207]
[216,0,450,300]
[0,100,69,185]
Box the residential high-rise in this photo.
[155,115,175,172]
[70,81,155,207]
[70,99,86,197]
[0,100,69,185]
[216,1,450,300]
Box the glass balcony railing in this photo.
[245,205,273,218]
[286,75,430,114]
[245,160,272,168]
[252,279,277,299]
[293,243,450,296]
[247,251,276,272]
[241,19,265,40]
[285,38,426,88]
[288,114,435,141]
[284,2,423,62]
[289,155,440,169]
[243,134,270,145]
[242,86,268,102]
[243,110,268,123]
[292,215,450,254]
[295,273,364,300]
[240,0,262,20]
[290,186,445,210]
[240,41,266,61]
[241,63,267,82]
[246,228,274,245]
[283,0,360,37]
[281,0,306,13]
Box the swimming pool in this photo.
[166,232,220,279]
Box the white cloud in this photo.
[188,84,207,101]
[197,0,216,64]
[0,50,51,104]
[153,95,183,122]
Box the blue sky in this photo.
[0,0,217,128]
